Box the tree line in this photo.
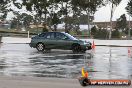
[0,0,132,38]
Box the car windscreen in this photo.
[64,33,78,40]
[38,33,46,37]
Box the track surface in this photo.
[0,43,132,79]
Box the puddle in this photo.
[0,43,132,79]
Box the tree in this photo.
[0,0,10,20]
[11,11,21,30]
[126,0,132,17]
[57,0,71,33]
[10,0,109,34]
[10,12,33,30]
[91,26,97,38]
[115,14,128,31]
[48,0,60,31]
[71,0,104,36]
[49,0,104,33]
[107,0,122,39]
[126,0,132,38]
[19,0,51,26]
[50,13,61,31]
[14,0,73,33]
[10,18,18,29]
[21,13,33,30]
[112,29,120,38]
[71,0,83,35]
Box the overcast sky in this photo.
[7,0,130,22]
[94,0,129,22]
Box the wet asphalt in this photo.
[0,43,132,79]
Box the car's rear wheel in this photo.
[36,43,45,52]
[72,44,81,53]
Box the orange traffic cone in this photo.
[128,47,131,54]
[85,71,89,78]
[92,40,95,49]
[81,67,89,78]
[128,47,131,57]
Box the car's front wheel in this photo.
[36,43,45,52]
[72,44,81,53]
[81,49,86,53]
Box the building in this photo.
[94,21,132,30]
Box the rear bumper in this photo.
[29,43,32,48]
[29,43,36,48]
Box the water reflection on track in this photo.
[0,43,132,79]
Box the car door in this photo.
[42,32,56,49]
[55,32,73,49]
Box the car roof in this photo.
[41,32,66,34]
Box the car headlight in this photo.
[83,41,91,46]
[83,41,88,45]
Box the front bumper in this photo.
[81,44,92,50]
[86,45,92,50]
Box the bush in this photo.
[112,29,121,38]
[94,29,108,39]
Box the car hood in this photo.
[79,40,92,45]
[73,39,84,42]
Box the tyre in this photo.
[81,49,86,53]
[72,44,81,53]
[36,43,45,52]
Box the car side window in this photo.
[50,33,54,39]
[55,33,60,39]
[56,33,68,40]
[45,33,54,39]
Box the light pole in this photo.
[85,0,91,37]
[109,3,114,39]
[128,16,131,39]
[128,7,131,39]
